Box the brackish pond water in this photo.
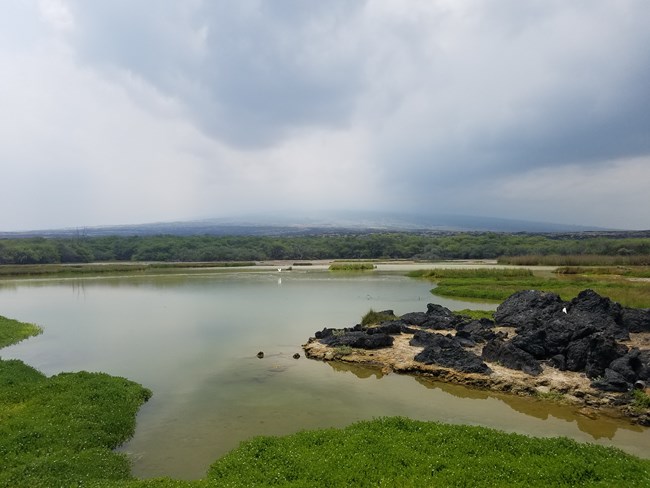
[0,270,648,479]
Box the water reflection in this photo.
[0,270,647,480]
[327,361,385,379]
[413,375,643,440]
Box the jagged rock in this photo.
[494,290,566,327]
[511,329,548,359]
[637,350,650,381]
[320,330,394,349]
[570,289,622,318]
[549,354,566,370]
[584,334,628,379]
[365,320,406,335]
[591,368,631,392]
[314,328,333,339]
[608,348,650,384]
[568,290,630,339]
[412,332,490,374]
[423,303,462,329]
[621,308,650,333]
[565,338,590,372]
[400,312,429,326]
[482,339,542,376]
[454,331,477,348]
[456,319,497,343]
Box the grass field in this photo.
[407,268,650,308]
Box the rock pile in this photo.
[309,289,650,394]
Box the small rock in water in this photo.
[293,353,300,359]
[257,351,264,359]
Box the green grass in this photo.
[498,254,650,266]
[0,360,152,488]
[329,263,376,271]
[408,268,650,308]
[557,266,650,278]
[205,417,650,487]
[456,309,495,320]
[361,309,398,326]
[1,315,151,488]
[407,268,534,279]
[0,262,256,277]
[632,389,650,411]
[0,315,42,348]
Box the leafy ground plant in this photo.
[361,308,398,326]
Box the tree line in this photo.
[0,233,649,265]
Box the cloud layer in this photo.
[1,0,649,230]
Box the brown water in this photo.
[0,270,647,479]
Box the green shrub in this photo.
[361,309,398,326]
[632,389,650,410]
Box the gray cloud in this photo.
[65,0,367,147]
[1,0,649,231]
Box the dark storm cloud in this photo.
[66,0,366,147]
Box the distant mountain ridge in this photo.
[1,212,638,239]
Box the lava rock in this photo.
[365,320,407,335]
[412,333,491,374]
[423,303,463,329]
[494,290,566,328]
[482,339,542,376]
[400,312,429,326]
[456,319,497,343]
[320,330,394,349]
[621,308,650,333]
[583,334,628,379]
[591,368,631,392]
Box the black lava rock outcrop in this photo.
[493,289,649,390]
[319,329,394,349]
[310,289,649,394]
[401,304,465,330]
[482,339,542,376]
[410,331,491,374]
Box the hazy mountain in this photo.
[0,212,620,239]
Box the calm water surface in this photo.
[0,270,647,479]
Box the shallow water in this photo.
[0,270,647,479]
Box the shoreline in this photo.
[303,333,650,425]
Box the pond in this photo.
[0,269,647,480]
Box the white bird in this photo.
[277,268,282,272]
[562,307,568,314]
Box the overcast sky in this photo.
[1,0,649,231]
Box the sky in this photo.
[1,0,649,231]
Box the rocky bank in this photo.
[303,289,650,424]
